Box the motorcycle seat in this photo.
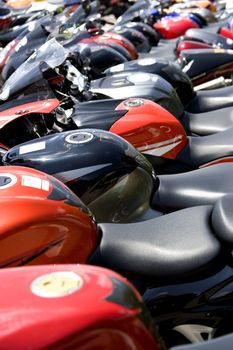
[97,205,221,280]
[185,86,233,113]
[152,164,233,212]
[181,107,233,135]
[177,126,233,167]
[212,194,233,244]
[138,44,176,61]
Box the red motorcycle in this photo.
[0,264,159,349]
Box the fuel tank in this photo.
[184,28,233,49]
[80,32,137,60]
[3,130,156,223]
[71,98,187,160]
[115,21,160,46]
[113,28,151,53]
[0,264,159,350]
[179,48,233,85]
[175,40,213,57]
[90,73,184,118]
[0,166,98,266]
[85,43,129,77]
[154,16,199,39]
[104,58,194,107]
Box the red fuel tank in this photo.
[175,40,213,57]
[110,98,187,159]
[0,264,160,350]
[0,166,98,267]
[154,16,199,39]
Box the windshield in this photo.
[0,38,70,102]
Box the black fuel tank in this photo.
[90,72,184,118]
[104,58,194,107]
[179,48,233,84]
[3,130,156,223]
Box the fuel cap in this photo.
[0,173,17,189]
[124,99,144,107]
[30,271,84,298]
[65,131,94,144]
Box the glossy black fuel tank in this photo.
[87,45,128,76]
[114,27,151,53]
[179,49,233,84]
[3,129,156,223]
[104,58,194,107]
[116,22,160,46]
[90,72,184,118]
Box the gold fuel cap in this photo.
[30,271,84,298]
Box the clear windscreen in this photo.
[0,38,70,102]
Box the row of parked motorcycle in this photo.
[0,0,233,348]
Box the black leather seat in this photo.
[138,42,176,61]
[178,126,233,167]
[182,107,233,135]
[97,205,220,280]
[152,164,233,212]
[185,86,233,113]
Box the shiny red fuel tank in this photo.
[154,17,199,39]
[80,32,138,59]
[110,98,187,159]
[0,166,98,267]
[0,264,160,350]
[175,40,213,57]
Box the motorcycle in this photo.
[2,41,233,160]
[4,128,233,221]
[91,192,233,347]
[68,96,233,138]
[3,139,233,348]
[4,36,233,118]
[0,38,185,118]
[0,263,159,350]
[106,42,233,91]
[1,57,233,158]
[153,12,204,40]
[177,48,233,87]
[178,25,233,50]
[0,19,146,81]
[5,91,233,169]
